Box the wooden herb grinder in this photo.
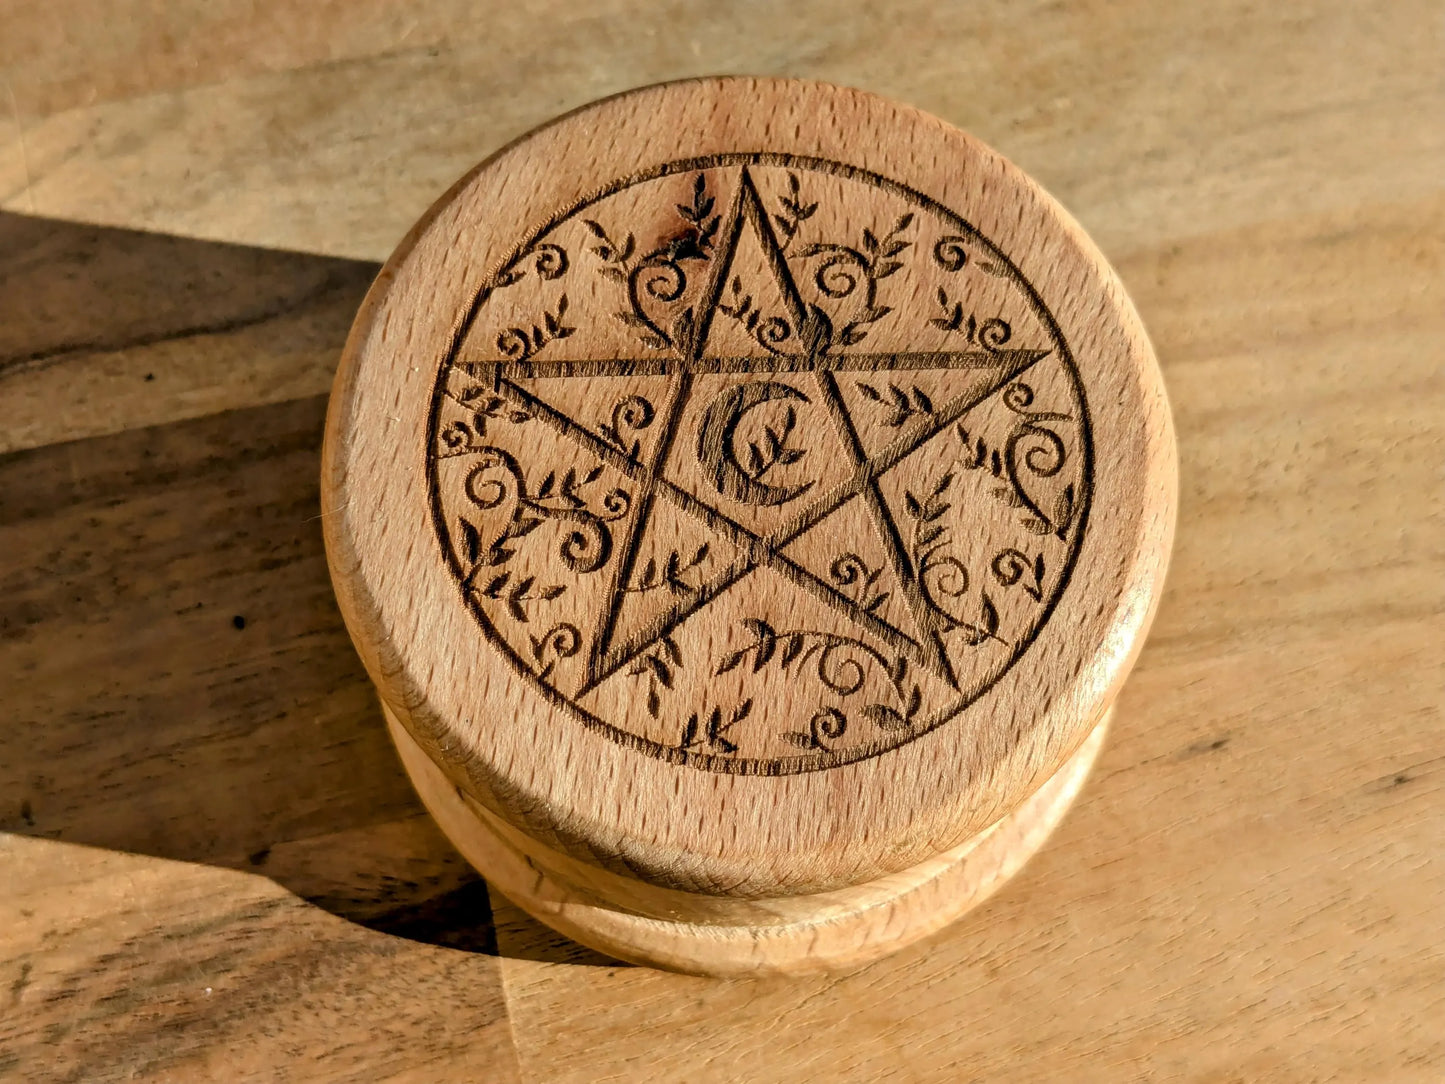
[323,78,1176,976]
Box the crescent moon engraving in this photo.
[696,381,815,507]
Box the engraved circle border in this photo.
[424,152,1096,776]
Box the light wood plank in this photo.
[0,212,376,454]
[4,2,1440,261]
[1,835,520,1083]
[0,395,520,1081]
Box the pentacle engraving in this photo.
[426,154,1093,775]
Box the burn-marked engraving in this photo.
[427,155,1093,775]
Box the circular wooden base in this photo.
[386,706,1109,977]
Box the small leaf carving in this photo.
[458,518,481,566]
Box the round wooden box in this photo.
[322,78,1175,976]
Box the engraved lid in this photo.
[323,78,1175,903]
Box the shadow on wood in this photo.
[0,211,619,968]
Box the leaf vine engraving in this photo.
[855,381,935,427]
[475,570,566,622]
[797,212,914,346]
[929,289,1012,349]
[715,619,924,747]
[582,218,635,280]
[716,275,795,354]
[716,619,903,691]
[628,543,710,597]
[740,402,805,482]
[526,622,580,681]
[496,294,575,360]
[437,390,533,457]
[671,173,722,257]
[525,624,580,682]
[630,634,682,719]
[679,698,752,754]
[905,470,964,609]
[456,450,630,587]
[584,172,720,352]
[771,171,819,254]
[991,548,1046,601]
[859,685,925,733]
[902,472,1007,646]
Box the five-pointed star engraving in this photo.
[455,167,1051,698]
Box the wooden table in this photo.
[2,4,1440,1080]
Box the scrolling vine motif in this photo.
[715,618,925,748]
[490,241,569,289]
[902,473,1006,646]
[496,294,575,361]
[456,449,631,585]
[828,553,890,614]
[527,623,581,681]
[597,393,655,461]
[584,173,721,352]
[991,548,1046,601]
[957,381,1078,539]
[797,213,914,346]
[932,234,1008,277]
[716,275,796,354]
[436,391,534,457]
[930,290,1012,350]
[716,618,908,695]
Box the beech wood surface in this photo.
[2,2,1442,1080]
[386,705,1112,976]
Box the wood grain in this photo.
[0,212,376,454]
[495,613,1445,1083]
[2,0,1442,1078]
[0,298,517,1079]
[4,3,1439,262]
[2,835,519,1083]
